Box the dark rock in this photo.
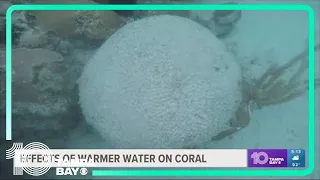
[0,48,81,142]
[93,0,137,17]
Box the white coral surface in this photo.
[79,15,242,148]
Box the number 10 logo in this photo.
[251,152,269,165]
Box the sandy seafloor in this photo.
[201,0,320,179]
[7,0,319,179]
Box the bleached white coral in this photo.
[79,15,242,148]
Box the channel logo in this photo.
[5,142,53,176]
[248,149,287,167]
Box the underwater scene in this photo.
[0,0,319,179]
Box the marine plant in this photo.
[211,42,320,141]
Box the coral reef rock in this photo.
[18,28,74,55]
[0,3,31,45]
[133,0,192,20]
[79,15,242,149]
[0,48,80,142]
[72,10,126,40]
[26,0,126,40]
[190,7,242,38]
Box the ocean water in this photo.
[199,0,320,179]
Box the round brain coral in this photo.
[79,15,242,148]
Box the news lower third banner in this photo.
[13,149,305,168]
